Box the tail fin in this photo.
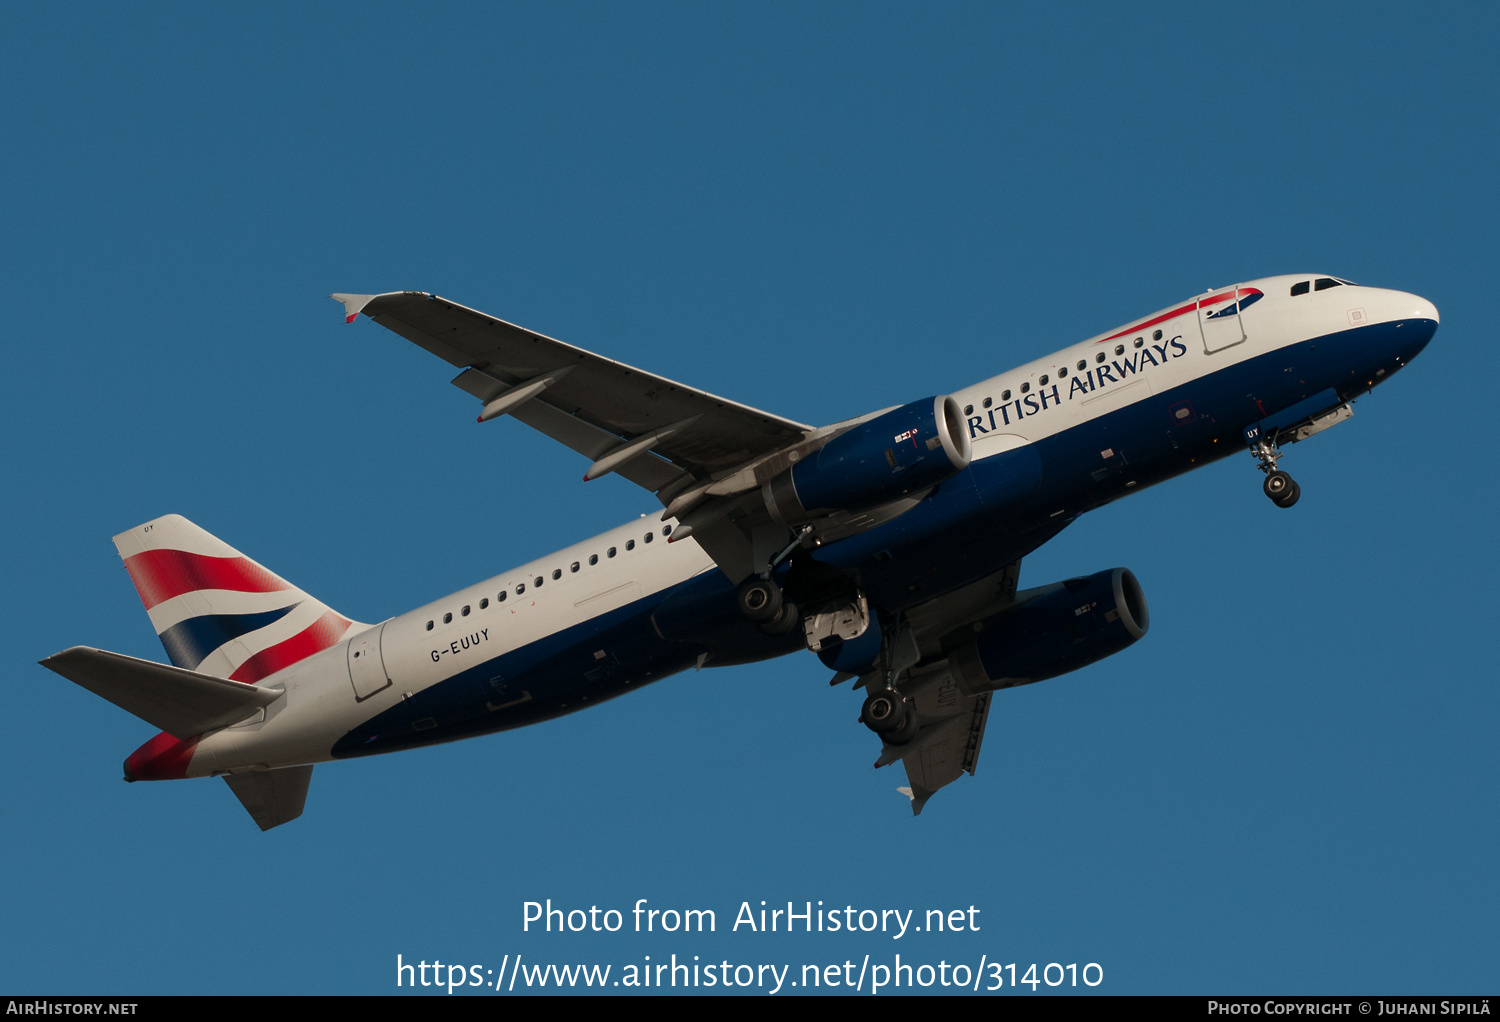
[112,515,363,683]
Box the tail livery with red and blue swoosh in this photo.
[113,515,358,683]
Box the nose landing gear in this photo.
[1244,423,1300,508]
[1263,469,1300,508]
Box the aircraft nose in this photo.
[1405,292,1439,324]
[1380,290,1439,365]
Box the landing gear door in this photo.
[1198,285,1248,354]
[347,622,392,701]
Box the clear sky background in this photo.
[4,3,1496,995]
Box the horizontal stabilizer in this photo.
[39,646,282,738]
[224,766,313,831]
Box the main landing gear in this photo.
[736,577,799,634]
[735,525,815,635]
[860,686,918,745]
[1244,423,1300,509]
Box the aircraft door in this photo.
[1197,285,1248,354]
[346,622,393,701]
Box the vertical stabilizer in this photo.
[112,515,363,683]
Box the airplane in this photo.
[40,274,1439,829]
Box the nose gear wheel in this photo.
[1244,424,1300,509]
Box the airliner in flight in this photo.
[41,275,1438,828]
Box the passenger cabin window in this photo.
[1314,277,1342,291]
[426,620,434,631]
[1076,360,1085,370]
[608,547,617,558]
[461,605,470,616]
[498,591,507,603]
[644,531,653,543]
[1002,390,1011,400]
[1095,352,1105,363]
[515,583,525,595]
[1058,367,1067,378]
[1290,281,1310,296]
[982,397,992,408]
[1020,382,1030,394]
[443,612,452,624]
[1114,344,1124,356]
[1039,375,1048,386]
[1153,330,1163,341]
[534,576,543,587]
[663,525,672,537]
[589,554,599,565]
[571,561,580,572]
[480,598,488,609]
[1133,338,1143,348]
[626,539,635,551]
[963,404,973,415]
[552,569,561,580]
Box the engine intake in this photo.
[950,568,1149,692]
[765,396,971,526]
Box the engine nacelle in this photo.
[764,396,971,526]
[950,568,1149,692]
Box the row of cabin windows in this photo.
[1290,277,1352,296]
[425,524,674,630]
[962,329,1166,414]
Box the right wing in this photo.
[335,291,844,581]
[334,291,813,494]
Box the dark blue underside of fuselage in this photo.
[330,317,1435,761]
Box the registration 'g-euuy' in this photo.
[42,275,1439,828]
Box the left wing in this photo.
[857,559,1023,814]
[894,692,992,815]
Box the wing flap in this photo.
[40,646,282,738]
[511,400,686,491]
[898,692,992,815]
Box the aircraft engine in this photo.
[764,396,971,526]
[949,568,1149,692]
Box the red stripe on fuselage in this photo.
[1098,290,1242,343]
[124,731,201,781]
[122,549,289,610]
[229,610,353,683]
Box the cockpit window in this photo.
[1314,277,1342,291]
[1290,281,1310,296]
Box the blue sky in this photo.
[4,3,1496,994]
